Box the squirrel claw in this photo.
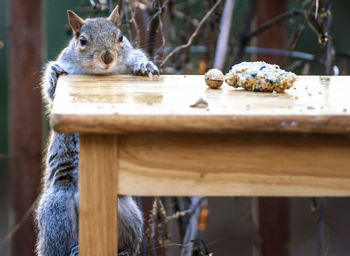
[69,245,79,256]
[52,64,67,76]
[45,62,68,101]
[131,63,141,76]
[132,61,159,76]
[140,63,147,75]
[146,62,160,76]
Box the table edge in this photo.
[51,113,350,134]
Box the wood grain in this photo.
[51,75,350,134]
[116,133,350,196]
[79,135,118,256]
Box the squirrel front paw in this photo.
[131,61,159,76]
[45,62,67,101]
[69,245,79,256]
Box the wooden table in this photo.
[52,75,350,256]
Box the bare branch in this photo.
[126,0,140,47]
[146,0,171,30]
[153,9,166,65]
[160,0,223,68]
[233,0,256,64]
[246,9,305,39]
[244,46,317,61]
[324,1,333,75]
[122,0,133,43]
[280,21,307,66]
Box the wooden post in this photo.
[256,0,287,65]
[9,0,42,255]
[257,198,290,256]
[255,1,290,255]
[79,135,118,256]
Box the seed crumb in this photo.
[190,97,208,108]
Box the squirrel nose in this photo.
[102,51,114,65]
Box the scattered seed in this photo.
[190,97,208,108]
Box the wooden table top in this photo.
[51,75,350,134]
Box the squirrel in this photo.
[36,6,158,256]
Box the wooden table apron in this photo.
[51,75,350,256]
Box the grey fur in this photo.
[36,13,157,256]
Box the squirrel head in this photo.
[67,6,124,74]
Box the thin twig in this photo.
[246,9,305,39]
[151,198,158,256]
[153,9,166,66]
[126,0,140,47]
[303,9,321,38]
[147,2,160,57]
[147,0,167,58]
[146,0,171,30]
[122,0,133,43]
[233,0,257,64]
[234,7,316,64]
[160,0,223,68]
[317,198,325,256]
[0,197,39,248]
[287,60,305,72]
[282,21,307,65]
[324,1,333,75]
[244,46,317,61]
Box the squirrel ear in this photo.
[67,10,84,36]
[107,5,121,26]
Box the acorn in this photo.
[204,68,224,89]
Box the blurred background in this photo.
[1,0,350,255]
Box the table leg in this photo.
[79,134,118,256]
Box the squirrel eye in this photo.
[80,36,87,46]
[118,34,123,43]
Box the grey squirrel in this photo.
[36,6,158,256]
